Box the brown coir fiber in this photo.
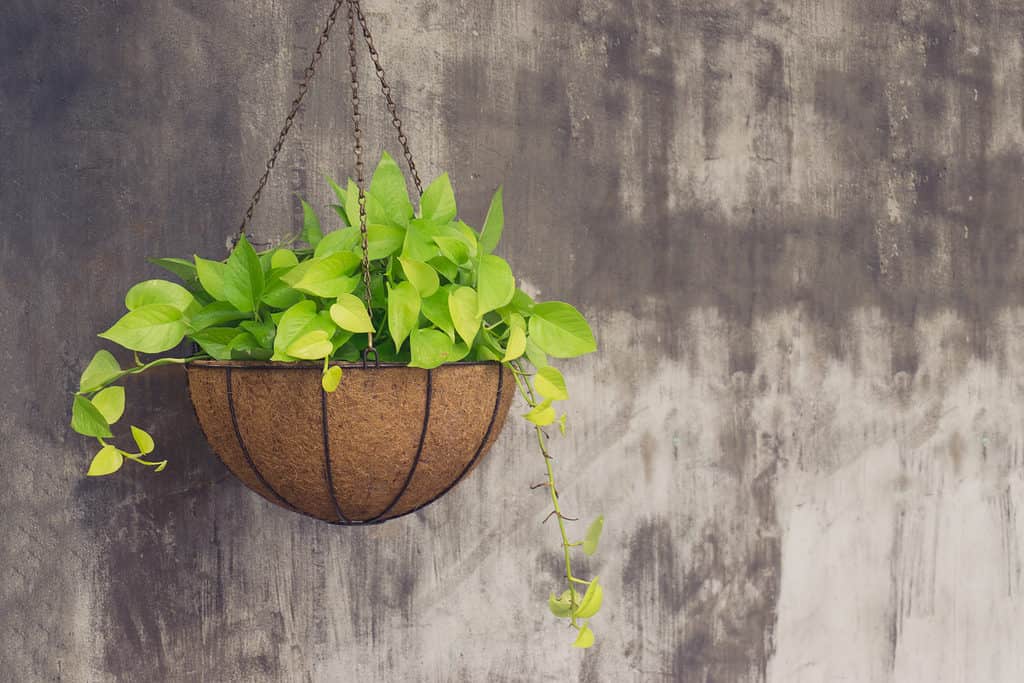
[186,361,515,524]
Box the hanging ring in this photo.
[361,347,380,368]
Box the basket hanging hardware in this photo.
[234,0,423,353]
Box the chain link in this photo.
[347,0,374,350]
[236,0,346,241]
[351,0,423,196]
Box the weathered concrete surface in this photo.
[2,0,1024,681]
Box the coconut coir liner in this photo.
[186,361,515,523]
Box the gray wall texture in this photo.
[3,0,1024,681]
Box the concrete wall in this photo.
[3,1,1023,681]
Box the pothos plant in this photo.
[69,152,605,647]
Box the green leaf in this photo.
[559,413,567,435]
[399,257,440,297]
[525,337,548,368]
[148,257,198,284]
[448,286,481,345]
[366,224,406,259]
[131,425,155,455]
[281,253,361,297]
[273,300,319,356]
[87,444,123,477]
[528,302,596,358]
[433,236,470,265]
[80,350,121,393]
[191,327,239,360]
[524,399,555,426]
[574,579,603,619]
[369,151,413,226]
[410,327,454,369]
[572,623,595,649]
[502,324,526,362]
[548,589,577,619]
[188,301,250,332]
[476,254,515,315]
[286,330,333,359]
[238,320,276,348]
[194,256,227,301]
[420,172,457,223]
[98,304,187,353]
[270,249,299,269]
[449,340,471,362]
[314,228,360,258]
[479,185,504,254]
[403,221,439,262]
[428,255,459,282]
[227,331,273,360]
[583,516,604,556]
[511,288,535,314]
[71,395,112,438]
[299,199,323,247]
[125,279,195,313]
[261,271,305,309]
[223,235,265,312]
[534,366,568,401]
[387,281,421,352]
[330,293,375,333]
[322,365,343,392]
[421,289,455,341]
[91,386,125,425]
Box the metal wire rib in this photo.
[225,367,297,511]
[365,369,433,522]
[321,382,352,524]
[386,364,505,522]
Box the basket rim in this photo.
[186,359,504,370]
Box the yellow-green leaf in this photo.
[476,254,515,315]
[534,366,568,401]
[524,399,555,426]
[387,281,421,351]
[528,302,596,358]
[583,515,604,556]
[91,386,125,425]
[502,324,526,362]
[572,623,595,649]
[286,330,333,359]
[79,350,121,393]
[71,395,112,438]
[125,279,195,313]
[98,304,187,353]
[270,249,300,269]
[548,589,577,619]
[131,425,155,454]
[399,257,440,297]
[479,185,504,254]
[420,172,457,223]
[410,327,453,369]
[322,365,343,392]
[87,444,123,477]
[330,293,375,333]
[448,286,481,345]
[299,198,323,247]
[194,255,227,301]
[574,579,603,619]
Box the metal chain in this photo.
[347,0,374,350]
[351,0,423,196]
[236,0,346,241]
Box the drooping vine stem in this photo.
[509,359,586,628]
[75,354,208,396]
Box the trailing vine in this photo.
[69,152,604,647]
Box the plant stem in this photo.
[77,354,208,396]
[509,360,581,628]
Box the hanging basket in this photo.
[186,361,515,524]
